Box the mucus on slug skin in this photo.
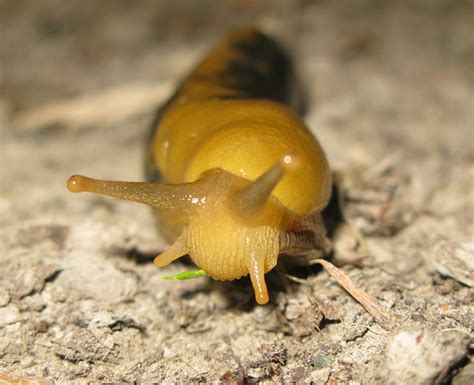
[67,28,332,305]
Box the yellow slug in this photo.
[67,28,332,305]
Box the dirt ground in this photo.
[0,1,473,384]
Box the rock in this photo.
[374,329,470,385]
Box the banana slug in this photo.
[67,28,332,305]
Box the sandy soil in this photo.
[0,1,473,383]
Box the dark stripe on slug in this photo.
[215,32,292,103]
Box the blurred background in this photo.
[1,0,472,114]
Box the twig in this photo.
[310,259,396,330]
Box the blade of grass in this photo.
[161,269,207,280]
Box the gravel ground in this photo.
[0,1,473,383]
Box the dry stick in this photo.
[310,259,395,330]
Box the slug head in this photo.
[67,155,300,304]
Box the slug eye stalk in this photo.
[67,174,210,217]
[232,154,300,222]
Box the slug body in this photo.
[68,28,332,304]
